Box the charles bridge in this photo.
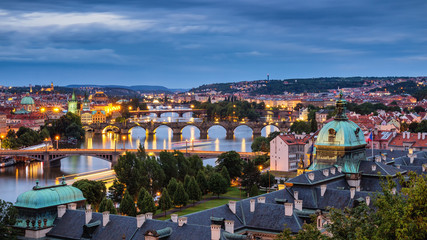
[84,120,290,139]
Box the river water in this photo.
[0,112,278,203]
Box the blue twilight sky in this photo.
[0,0,426,88]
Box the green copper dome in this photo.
[15,182,85,209]
[316,120,366,148]
[21,96,35,105]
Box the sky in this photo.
[0,0,426,88]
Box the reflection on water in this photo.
[0,111,279,203]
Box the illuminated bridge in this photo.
[0,149,262,166]
[84,121,290,139]
[129,108,206,118]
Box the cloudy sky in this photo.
[0,0,426,88]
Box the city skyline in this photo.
[1,0,427,88]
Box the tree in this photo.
[108,180,125,204]
[267,131,281,142]
[249,184,259,197]
[260,171,275,188]
[400,121,409,132]
[158,188,172,217]
[186,177,202,204]
[241,160,261,192]
[310,118,318,133]
[216,151,243,180]
[72,179,106,210]
[114,152,144,197]
[137,188,156,214]
[98,198,117,214]
[251,136,269,152]
[141,155,165,194]
[196,171,209,195]
[220,166,231,187]
[158,151,178,183]
[188,155,203,176]
[184,174,191,191]
[167,178,178,198]
[415,120,427,132]
[290,120,311,134]
[208,173,228,198]
[119,191,137,217]
[408,122,419,132]
[413,106,424,113]
[173,182,189,209]
[0,199,18,239]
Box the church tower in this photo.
[82,92,90,111]
[68,90,78,114]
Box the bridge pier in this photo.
[252,128,262,138]
[172,128,182,140]
[178,112,184,118]
[200,129,208,139]
[226,129,234,139]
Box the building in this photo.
[90,92,108,104]
[20,93,35,112]
[388,132,427,151]
[68,91,78,114]
[13,179,86,239]
[92,110,106,124]
[270,133,313,172]
[82,92,91,112]
[81,111,93,125]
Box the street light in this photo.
[122,135,126,150]
[191,138,194,151]
[0,135,4,150]
[55,136,59,150]
[259,165,263,171]
[44,138,48,152]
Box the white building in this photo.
[270,133,314,172]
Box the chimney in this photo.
[257,196,265,203]
[350,188,355,199]
[225,220,234,233]
[422,164,426,172]
[178,217,187,227]
[85,209,92,225]
[371,164,376,171]
[330,167,336,175]
[102,211,109,227]
[294,191,299,200]
[365,196,371,206]
[337,166,342,173]
[396,164,401,169]
[391,188,396,195]
[410,155,415,164]
[67,203,76,210]
[356,186,360,192]
[320,184,327,197]
[137,214,146,228]
[284,203,293,216]
[423,132,426,140]
[228,201,236,214]
[418,132,421,139]
[211,224,221,240]
[294,200,303,211]
[171,214,178,223]
[308,172,315,181]
[57,205,66,218]
[381,154,387,161]
[375,155,381,162]
[145,212,153,220]
[250,199,256,213]
[322,169,329,177]
[86,204,91,210]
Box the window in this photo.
[328,129,336,142]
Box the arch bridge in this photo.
[85,121,290,139]
[129,109,206,118]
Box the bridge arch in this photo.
[83,126,94,132]
[233,125,254,138]
[102,125,121,134]
[261,124,280,136]
[128,125,147,134]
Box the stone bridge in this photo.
[129,109,206,118]
[0,149,260,166]
[84,121,290,139]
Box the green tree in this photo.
[290,120,311,134]
[173,182,189,209]
[158,188,172,217]
[141,155,165,194]
[186,177,202,204]
[98,198,117,214]
[158,151,178,183]
[216,151,243,180]
[408,122,419,132]
[119,191,137,217]
[413,106,424,113]
[260,171,275,188]
[400,121,409,132]
[72,179,106,210]
[415,120,427,132]
[241,160,261,192]
[188,155,203,176]
[0,199,18,240]
[249,184,259,197]
[251,136,270,152]
[108,180,125,204]
[267,131,281,142]
[137,188,156,214]
[208,173,228,198]
[114,152,144,197]
[220,166,231,187]
[196,171,209,195]
[310,118,318,133]
[167,178,179,199]
[183,174,191,191]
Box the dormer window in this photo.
[328,129,336,142]
[355,128,360,138]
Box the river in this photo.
[0,112,278,203]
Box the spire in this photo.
[334,90,348,121]
[71,90,76,101]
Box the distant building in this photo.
[20,93,35,112]
[90,92,108,104]
[80,111,93,125]
[91,110,106,124]
[81,92,90,112]
[67,91,78,114]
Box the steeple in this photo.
[71,90,76,101]
[334,90,348,121]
